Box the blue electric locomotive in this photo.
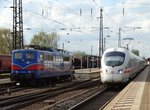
[11,45,73,85]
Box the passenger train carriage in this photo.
[11,45,73,84]
[101,48,146,85]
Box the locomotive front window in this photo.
[105,52,125,66]
[25,52,34,60]
[14,52,22,59]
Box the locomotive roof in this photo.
[23,45,70,55]
[12,45,72,56]
[13,48,71,56]
[104,48,128,53]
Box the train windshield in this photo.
[105,52,125,66]
[25,52,34,60]
[14,52,22,59]
[14,52,35,60]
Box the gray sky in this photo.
[0,0,150,58]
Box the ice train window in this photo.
[105,52,125,66]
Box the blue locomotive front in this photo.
[11,47,73,84]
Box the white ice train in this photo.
[101,48,146,85]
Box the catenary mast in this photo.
[12,0,24,50]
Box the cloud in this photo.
[1,0,150,57]
[141,20,150,32]
[0,7,12,28]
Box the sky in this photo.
[0,0,150,58]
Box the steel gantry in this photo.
[12,0,24,50]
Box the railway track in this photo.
[0,74,10,79]
[0,79,99,100]
[0,81,16,93]
[64,75,139,110]
[41,86,107,110]
[0,78,101,110]
[69,87,120,110]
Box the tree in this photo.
[0,28,12,54]
[30,31,59,48]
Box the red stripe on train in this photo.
[26,64,43,70]
[12,65,22,70]
[124,68,134,74]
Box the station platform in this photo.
[74,68,101,79]
[0,78,11,84]
[103,66,150,110]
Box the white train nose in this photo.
[101,73,123,84]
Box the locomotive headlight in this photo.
[28,71,31,73]
[118,69,123,74]
[16,71,18,73]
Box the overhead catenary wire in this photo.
[0,0,102,36]
[0,1,145,39]
[24,1,95,36]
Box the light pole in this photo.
[62,40,70,52]
[99,8,103,58]
[118,28,121,47]
[104,35,110,51]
